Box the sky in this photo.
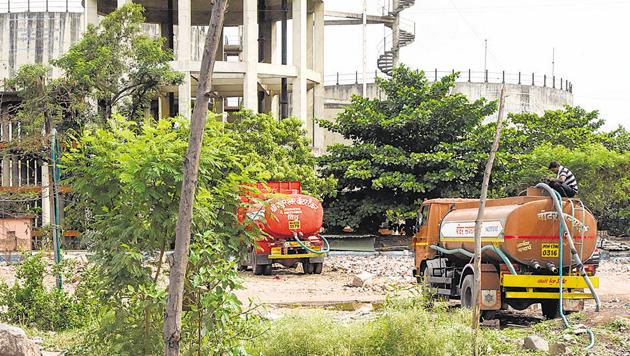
[324,0,630,130]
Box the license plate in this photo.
[289,220,301,229]
[541,243,559,258]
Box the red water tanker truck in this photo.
[240,181,329,275]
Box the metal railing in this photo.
[325,69,573,92]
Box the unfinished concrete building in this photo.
[0,0,325,233]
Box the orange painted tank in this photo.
[438,196,597,267]
[261,194,323,238]
[240,182,323,239]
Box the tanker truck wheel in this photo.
[263,264,273,276]
[541,300,560,319]
[313,262,323,274]
[461,274,475,309]
[253,264,265,275]
[302,259,314,274]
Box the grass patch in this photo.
[248,288,477,356]
[247,288,630,356]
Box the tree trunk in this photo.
[163,1,228,355]
[472,84,507,354]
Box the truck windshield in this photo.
[417,205,429,227]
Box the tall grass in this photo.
[248,288,476,356]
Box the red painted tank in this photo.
[240,182,323,239]
[257,194,323,238]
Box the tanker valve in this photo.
[531,261,542,270]
[545,262,558,274]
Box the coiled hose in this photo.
[293,231,330,254]
[538,183,598,350]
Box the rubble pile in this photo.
[597,260,630,274]
[325,254,415,280]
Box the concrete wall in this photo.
[323,81,574,147]
[453,82,573,122]
[0,12,83,81]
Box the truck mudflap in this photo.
[501,274,599,299]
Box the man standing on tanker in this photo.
[547,161,579,197]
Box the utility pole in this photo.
[483,39,487,72]
[362,0,367,97]
[552,47,555,78]
[472,84,507,355]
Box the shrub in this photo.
[0,253,89,331]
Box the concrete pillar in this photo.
[392,0,400,67]
[178,0,192,117]
[312,0,325,152]
[307,11,314,69]
[117,0,129,9]
[159,95,170,119]
[270,95,279,119]
[291,0,307,122]
[84,0,98,27]
[261,21,275,64]
[243,0,259,111]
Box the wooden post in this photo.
[472,84,507,354]
[163,0,228,354]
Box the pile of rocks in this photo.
[326,253,415,280]
[598,260,630,274]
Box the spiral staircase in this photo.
[376,0,416,76]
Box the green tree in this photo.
[318,66,496,231]
[227,111,336,197]
[63,116,262,353]
[55,3,182,122]
[506,143,630,235]
[63,112,329,353]
[504,106,604,152]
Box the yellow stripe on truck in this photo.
[505,291,595,299]
[502,275,599,289]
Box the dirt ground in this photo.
[1,251,628,315]
[236,255,630,317]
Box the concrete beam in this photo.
[324,11,394,26]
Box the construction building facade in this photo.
[0,0,326,232]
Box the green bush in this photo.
[0,253,89,331]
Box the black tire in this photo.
[263,264,273,276]
[303,260,313,274]
[253,264,264,275]
[313,262,323,274]
[461,274,475,309]
[541,300,560,319]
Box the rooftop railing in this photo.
[324,69,573,93]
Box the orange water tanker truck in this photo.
[412,185,601,319]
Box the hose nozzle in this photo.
[546,262,558,274]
